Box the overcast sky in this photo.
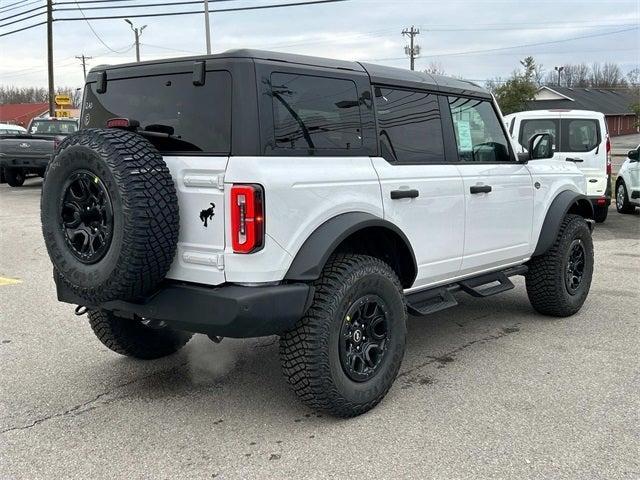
[1,0,638,89]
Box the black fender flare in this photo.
[533,190,594,257]
[284,212,417,284]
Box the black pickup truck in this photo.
[0,118,78,187]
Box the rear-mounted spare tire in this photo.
[41,128,180,304]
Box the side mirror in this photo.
[528,132,554,160]
[628,149,639,162]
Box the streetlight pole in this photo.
[204,0,212,54]
[554,66,564,87]
[125,19,146,62]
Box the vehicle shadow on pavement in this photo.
[82,286,541,420]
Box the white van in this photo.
[504,110,611,222]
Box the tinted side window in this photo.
[374,87,444,164]
[561,119,600,152]
[270,73,362,150]
[519,119,559,151]
[83,71,231,153]
[448,97,511,163]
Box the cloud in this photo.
[1,0,638,88]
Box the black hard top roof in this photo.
[89,49,490,98]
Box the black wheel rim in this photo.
[60,170,114,264]
[339,295,390,382]
[565,239,586,295]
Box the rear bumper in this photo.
[0,155,51,170]
[56,279,311,338]
[588,195,611,208]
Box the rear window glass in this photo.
[519,119,559,151]
[374,87,444,164]
[82,71,231,153]
[561,119,600,152]
[29,120,77,135]
[270,72,362,151]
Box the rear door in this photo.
[82,69,232,285]
[557,115,607,198]
[446,96,534,273]
[371,86,465,289]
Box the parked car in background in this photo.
[0,123,27,135]
[0,117,78,187]
[504,110,612,223]
[616,144,640,214]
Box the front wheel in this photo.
[526,214,594,317]
[5,168,25,187]
[280,254,407,417]
[616,181,636,214]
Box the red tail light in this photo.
[106,118,140,130]
[230,184,264,254]
[606,136,612,175]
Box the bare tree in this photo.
[424,61,446,76]
[590,62,627,87]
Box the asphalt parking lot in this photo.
[1,178,639,480]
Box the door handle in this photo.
[390,189,419,200]
[566,157,584,163]
[470,185,492,194]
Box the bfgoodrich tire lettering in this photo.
[41,129,179,303]
[525,214,594,317]
[280,254,407,417]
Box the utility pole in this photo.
[47,0,54,117]
[402,26,420,71]
[75,54,93,80]
[125,19,146,62]
[204,0,212,54]
[554,66,564,87]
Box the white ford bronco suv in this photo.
[41,50,595,417]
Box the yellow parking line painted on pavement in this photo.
[0,277,22,286]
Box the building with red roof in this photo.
[0,103,49,127]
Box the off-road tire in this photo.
[41,129,179,304]
[5,167,25,187]
[280,254,407,418]
[593,204,608,223]
[616,181,636,214]
[526,214,593,317]
[88,310,192,359]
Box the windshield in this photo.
[29,120,78,135]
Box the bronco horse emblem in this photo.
[199,203,215,227]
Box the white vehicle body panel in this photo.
[223,156,383,284]
[164,155,228,286]
[505,110,608,199]
[456,163,533,272]
[371,159,465,288]
[618,147,640,207]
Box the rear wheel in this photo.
[616,181,636,214]
[526,214,594,317]
[280,254,406,417]
[5,167,25,187]
[88,310,192,359]
[593,204,608,223]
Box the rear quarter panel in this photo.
[223,156,383,283]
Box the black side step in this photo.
[406,287,458,316]
[406,265,528,316]
[459,271,515,297]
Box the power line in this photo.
[0,0,38,14]
[54,0,240,11]
[53,0,348,21]
[0,3,45,23]
[71,0,136,53]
